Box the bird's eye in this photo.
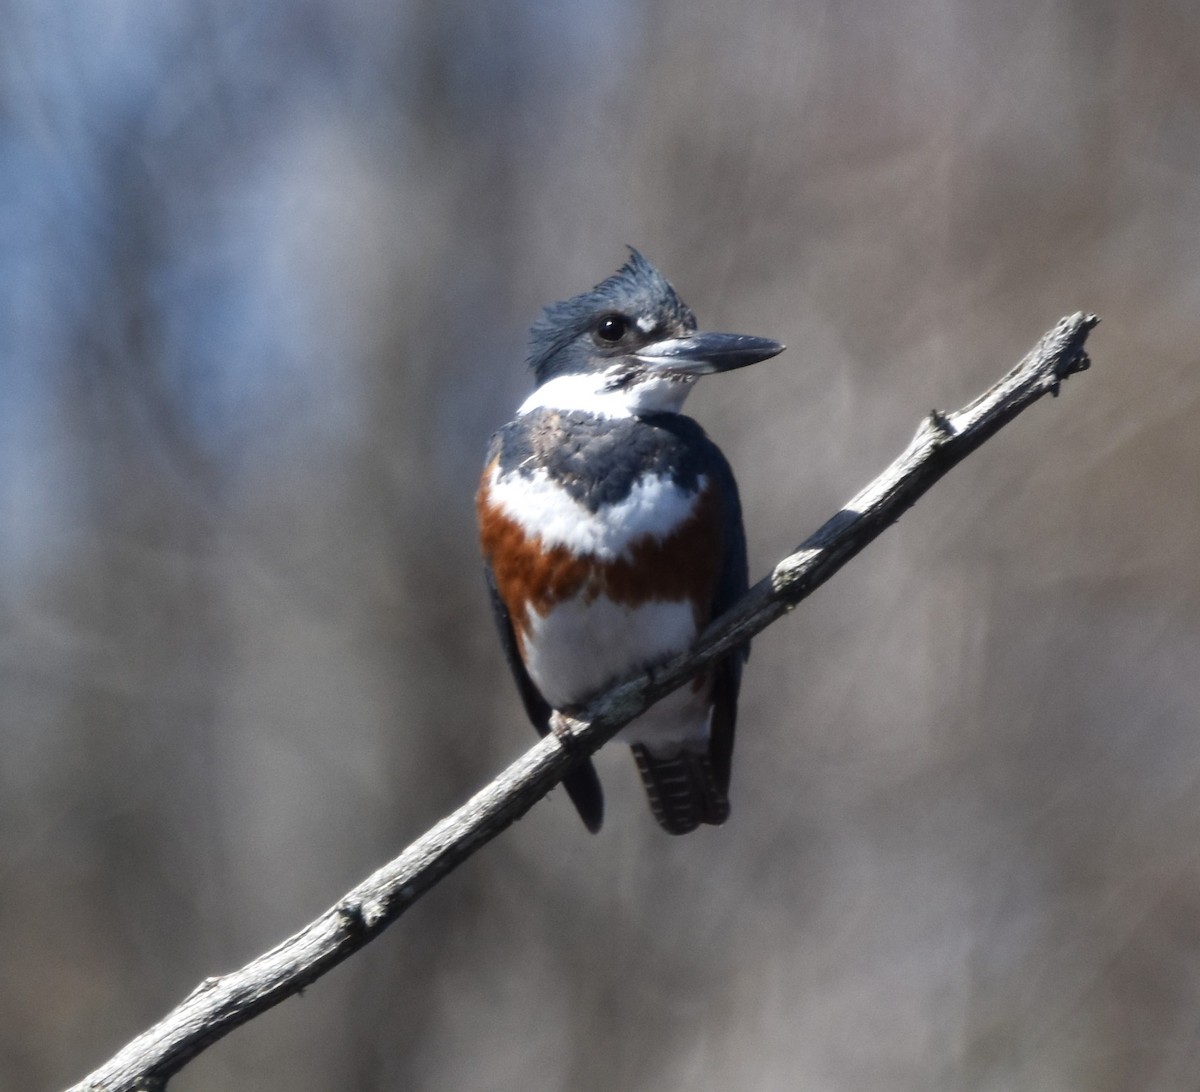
[594,314,629,344]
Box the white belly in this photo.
[522,593,712,752]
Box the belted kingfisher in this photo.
[477,249,783,834]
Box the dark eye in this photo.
[594,314,629,344]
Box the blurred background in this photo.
[3,1,1199,1089]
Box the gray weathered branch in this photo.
[68,312,1098,1092]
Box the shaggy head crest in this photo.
[527,248,696,384]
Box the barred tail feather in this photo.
[631,745,730,835]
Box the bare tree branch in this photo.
[68,312,1098,1092]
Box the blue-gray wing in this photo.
[484,563,605,833]
[705,446,750,798]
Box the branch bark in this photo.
[68,312,1098,1092]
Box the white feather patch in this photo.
[518,371,695,417]
[487,466,705,560]
[522,594,710,748]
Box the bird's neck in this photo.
[518,372,694,418]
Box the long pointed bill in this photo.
[633,332,785,375]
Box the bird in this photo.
[476,248,784,834]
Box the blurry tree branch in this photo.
[69,312,1097,1092]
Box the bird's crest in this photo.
[527,248,696,383]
